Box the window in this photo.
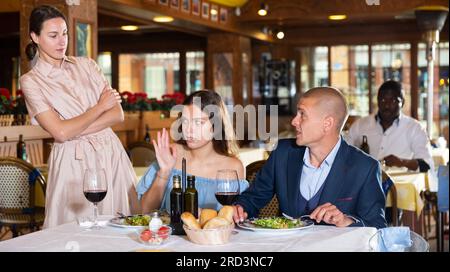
[97,52,112,86]
[119,53,180,98]
[186,51,205,95]
[418,42,449,137]
[371,43,411,116]
[331,45,369,116]
[300,46,329,91]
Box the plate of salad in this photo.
[237,216,314,232]
[108,211,170,229]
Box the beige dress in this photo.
[20,56,139,228]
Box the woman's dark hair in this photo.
[177,90,238,157]
[25,5,67,61]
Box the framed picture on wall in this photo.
[192,0,200,16]
[181,0,190,13]
[159,0,168,6]
[220,7,228,23]
[74,21,93,58]
[201,1,209,19]
[170,0,179,9]
[210,4,218,22]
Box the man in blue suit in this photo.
[233,87,387,229]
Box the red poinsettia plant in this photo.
[119,91,185,112]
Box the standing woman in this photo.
[20,5,139,228]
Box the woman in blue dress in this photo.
[136,90,249,213]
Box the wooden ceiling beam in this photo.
[99,0,272,41]
[238,0,449,26]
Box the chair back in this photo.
[382,170,399,226]
[245,160,280,218]
[127,141,156,167]
[437,164,449,212]
[0,157,46,216]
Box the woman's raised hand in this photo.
[153,128,177,175]
[98,86,121,112]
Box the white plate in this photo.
[237,218,314,232]
[108,213,170,229]
[108,217,147,229]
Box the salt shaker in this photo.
[149,211,163,233]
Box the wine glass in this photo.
[83,169,108,229]
[215,169,240,206]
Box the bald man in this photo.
[234,87,387,229]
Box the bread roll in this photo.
[203,216,231,229]
[200,209,218,227]
[181,212,201,230]
[218,205,234,223]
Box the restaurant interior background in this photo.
[0,0,449,252]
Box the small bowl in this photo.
[137,225,172,246]
[183,223,234,245]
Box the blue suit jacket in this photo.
[237,139,387,229]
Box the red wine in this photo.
[215,192,238,205]
[84,190,107,203]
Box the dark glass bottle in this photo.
[360,135,370,154]
[16,134,27,161]
[184,175,198,218]
[144,125,151,143]
[170,175,184,235]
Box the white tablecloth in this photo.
[0,217,377,252]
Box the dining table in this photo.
[0,216,378,252]
[385,168,428,235]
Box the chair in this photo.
[245,160,280,218]
[437,164,449,252]
[382,170,399,226]
[0,157,46,237]
[127,141,156,167]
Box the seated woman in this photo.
[136,90,249,213]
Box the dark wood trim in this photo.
[111,51,119,89]
[410,41,419,119]
[368,44,373,114]
[327,45,331,85]
[179,49,186,95]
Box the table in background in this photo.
[386,169,427,235]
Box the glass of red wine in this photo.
[83,168,107,229]
[215,169,240,206]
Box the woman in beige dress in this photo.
[20,5,139,228]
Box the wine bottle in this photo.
[170,175,184,235]
[16,134,28,162]
[360,135,370,154]
[184,175,198,218]
[144,125,151,143]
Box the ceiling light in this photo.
[328,14,347,20]
[153,16,174,23]
[211,8,218,16]
[120,25,139,31]
[258,3,268,16]
[276,31,285,39]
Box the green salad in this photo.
[123,211,170,226]
[251,217,304,229]
[124,215,151,226]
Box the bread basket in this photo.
[183,223,234,245]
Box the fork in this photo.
[116,212,127,218]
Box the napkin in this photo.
[77,218,108,228]
[378,227,412,252]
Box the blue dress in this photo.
[136,162,250,211]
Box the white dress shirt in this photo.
[300,138,341,200]
[346,113,437,191]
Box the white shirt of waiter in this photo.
[347,113,436,190]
